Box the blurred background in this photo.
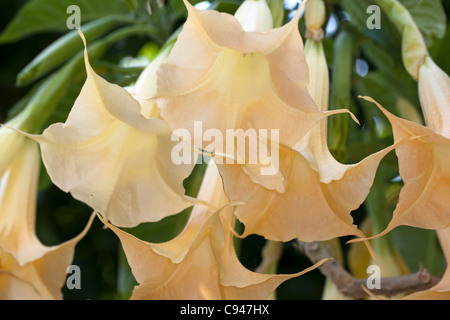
[0,0,449,300]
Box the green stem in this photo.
[328,29,353,162]
[375,0,428,79]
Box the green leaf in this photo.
[341,0,376,32]
[392,226,446,276]
[117,245,138,299]
[399,0,447,44]
[17,15,133,87]
[429,24,450,75]
[0,0,129,44]
[360,41,419,105]
[354,71,417,122]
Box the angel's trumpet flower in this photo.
[215,1,392,244]
[155,0,355,158]
[98,162,328,299]
[301,0,395,189]
[0,140,93,299]
[352,0,450,238]
[357,96,450,239]
[418,56,450,138]
[153,0,366,244]
[27,31,195,228]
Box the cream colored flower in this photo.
[418,56,450,139]
[216,0,392,243]
[0,140,93,299]
[152,0,366,244]
[358,96,450,237]
[155,0,354,155]
[353,0,449,245]
[98,162,327,299]
[29,32,195,228]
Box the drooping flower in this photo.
[0,139,94,299]
[344,0,450,240]
[28,31,196,228]
[358,96,450,238]
[155,0,355,157]
[214,0,393,243]
[98,162,328,299]
[152,0,368,244]
[300,0,397,213]
[418,56,450,138]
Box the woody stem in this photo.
[296,240,441,299]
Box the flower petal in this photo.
[418,56,450,139]
[218,145,368,242]
[100,162,324,299]
[360,96,450,237]
[155,2,353,151]
[30,34,195,227]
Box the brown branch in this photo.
[296,240,441,300]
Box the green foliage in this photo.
[0,0,448,300]
[0,0,129,43]
[400,0,447,44]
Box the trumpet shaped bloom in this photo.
[152,0,367,243]
[30,33,195,228]
[359,96,450,238]
[155,0,353,155]
[99,162,327,299]
[216,20,393,243]
[301,21,396,187]
[418,56,450,139]
[219,138,393,243]
[0,140,93,299]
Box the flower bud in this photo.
[418,56,450,138]
[234,0,273,32]
[305,0,326,28]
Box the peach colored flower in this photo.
[0,140,93,299]
[29,32,195,228]
[98,162,328,299]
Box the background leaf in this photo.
[0,0,129,43]
[399,0,447,45]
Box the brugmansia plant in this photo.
[0,0,448,301]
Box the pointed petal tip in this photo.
[291,0,308,22]
[325,108,361,126]
[358,95,390,116]
[77,28,94,76]
[345,229,378,266]
[183,0,196,13]
[218,202,248,240]
[1,124,41,142]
